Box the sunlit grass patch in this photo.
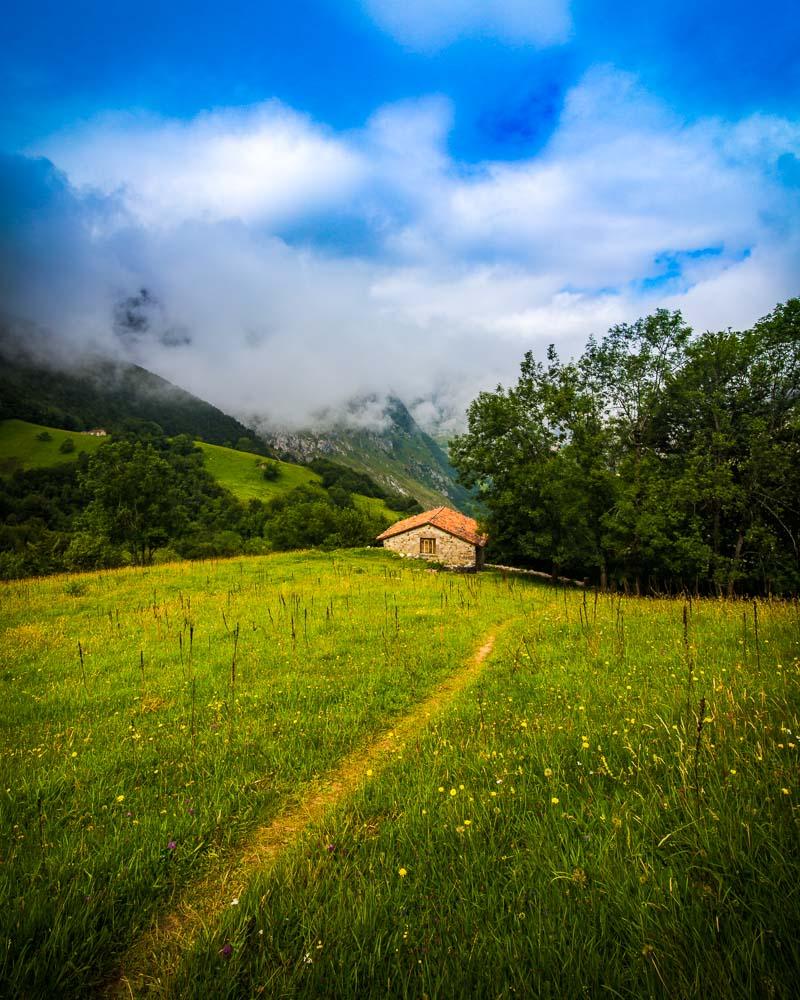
[173,593,800,999]
[1,551,524,996]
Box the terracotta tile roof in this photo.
[377,506,487,547]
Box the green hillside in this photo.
[266,397,475,512]
[0,419,105,476]
[196,441,321,501]
[0,419,402,533]
[0,343,455,510]
[197,440,403,524]
[352,493,404,525]
[0,338,266,448]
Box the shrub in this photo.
[152,546,183,565]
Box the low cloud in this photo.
[3,69,799,435]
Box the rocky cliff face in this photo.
[262,396,473,511]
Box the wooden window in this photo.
[420,537,436,555]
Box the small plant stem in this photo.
[77,641,87,697]
[753,601,761,671]
[38,794,45,851]
[683,603,693,724]
[694,695,706,811]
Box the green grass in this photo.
[352,493,404,525]
[2,558,799,998]
[175,592,800,1000]
[197,440,403,524]
[195,441,321,501]
[0,551,510,997]
[0,419,105,475]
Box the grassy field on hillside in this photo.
[195,441,321,500]
[352,492,404,525]
[0,423,402,526]
[197,440,403,524]
[0,418,105,475]
[2,553,799,998]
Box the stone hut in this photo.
[377,506,487,570]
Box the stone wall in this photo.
[382,524,480,568]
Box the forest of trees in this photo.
[0,428,388,578]
[451,298,800,595]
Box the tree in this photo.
[259,459,280,481]
[450,299,800,595]
[77,441,185,564]
[451,347,615,580]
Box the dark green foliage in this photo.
[451,298,800,594]
[58,437,75,454]
[235,436,268,455]
[263,485,385,551]
[35,431,52,442]
[309,458,423,514]
[259,459,280,481]
[310,457,386,498]
[0,340,269,448]
[0,428,390,578]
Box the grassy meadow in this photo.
[0,419,105,475]
[197,440,403,524]
[0,420,403,525]
[194,441,321,502]
[1,551,798,998]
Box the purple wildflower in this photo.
[167,840,177,851]
[219,942,233,959]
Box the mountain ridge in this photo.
[263,395,473,511]
[0,333,471,511]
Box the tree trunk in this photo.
[727,530,745,598]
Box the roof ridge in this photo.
[376,505,487,547]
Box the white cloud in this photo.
[6,68,799,435]
[404,68,780,289]
[30,102,364,228]
[361,0,572,50]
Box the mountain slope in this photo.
[0,419,106,476]
[264,397,473,512]
[0,337,263,447]
[0,333,471,512]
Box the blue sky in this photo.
[2,0,799,429]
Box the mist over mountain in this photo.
[0,324,470,507]
[262,395,473,510]
[0,323,266,447]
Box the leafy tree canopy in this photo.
[451,298,800,595]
